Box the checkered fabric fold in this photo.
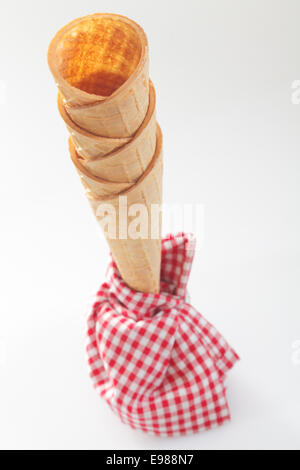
[87,233,239,436]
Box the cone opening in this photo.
[54,16,143,97]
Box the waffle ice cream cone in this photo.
[49,13,163,293]
[48,13,149,137]
[85,125,163,294]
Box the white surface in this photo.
[1,0,300,450]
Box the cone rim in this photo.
[57,94,130,148]
[69,137,131,189]
[48,13,148,107]
[85,124,162,202]
[58,81,155,157]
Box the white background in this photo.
[0,0,300,450]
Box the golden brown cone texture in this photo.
[58,81,156,180]
[83,126,163,294]
[57,93,130,159]
[48,13,162,293]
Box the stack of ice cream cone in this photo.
[48,13,163,293]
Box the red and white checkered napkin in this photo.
[87,233,239,436]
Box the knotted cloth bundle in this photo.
[87,233,239,436]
